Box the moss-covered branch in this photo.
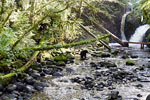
[0,10,13,32]
[25,34,111,51]
[0,51,39,85]
[79,24,111,50]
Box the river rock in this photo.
[137,94,142,97]
[16,82,26,91]
[126,60,135,66]
[131,55,138,58]
[99,61,117,68]
[90,62,97,68]
[25,85,35,93]
[7,84,17,92]
[23,93,31,99]
[40,71,46,76]
[100,53,111,57]
[66,68,75,73]
[0,92,2,96]
[25,77,36,85]
[17,97,23,100]
[30,72,41,80]
[108,91,120,100]
[53,72,63,77]
[33,82,48,91]
[0,84,3,91]
[1,94,9,100]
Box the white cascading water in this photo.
[120,11,131,41]
[129,24,150,47]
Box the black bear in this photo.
[80,50,88,60]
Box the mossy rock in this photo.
[92,52,111,57]
[56,61,66,66]
[99,61,117,68]
[126,60,135,66]
[122,55,129,59]
[53,55,68,62]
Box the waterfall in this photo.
[129,24,150,42]
[129,24,150,48]
[120,11,131,41]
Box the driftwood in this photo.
[25,34,111,51]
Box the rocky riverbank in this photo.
[1,44,150,100]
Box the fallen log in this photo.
[82,13,128,47]
[25,34,111,51]
[0,51,40,85]
[79,24,111,51]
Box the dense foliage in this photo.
[139,0,150,24]
[0,0,113,74]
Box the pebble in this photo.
[53,72,63,77]
[7,84,17,92]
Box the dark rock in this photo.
[7,93,18,98]
[43,68,52,75]
[25,85,35,93]
[7,84,17,92]
[126,60,135,66]
[25,77,36,85]
[16,82,26,91]
[99,61,117,68]
[18,97,23,100]
[1,94,9,100]
[45,60,55,65]
[71,77,83,83]
[66,68,75,73]
[146,94,150,100]
[90,62,97,68]
[31,62,42,70]
[11,91,20,96]
[0,92,2,96]
[33,82,48,91]
[137,94,142,97]
[131,55,138,58]
[135,84,143,88]
[108,91,119,99]
[53,72,63,77]
[121,55,129,59]
[30,72,41,80]
[0,84,3,91]
[40,72,46,76]
[111,50,119,55]
[23,93,31,99]
[100,53,111,57]
[95,71,101,77]
[34,85,44,91]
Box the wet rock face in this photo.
[146,94,150,100]
[124,13,143,40]
[144,29,150,48]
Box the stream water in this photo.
[28,45,150,100]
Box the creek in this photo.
[28,44,150,100]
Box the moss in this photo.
[56,61,66,66]
[53,55,68,62]
[126,60,135,66]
